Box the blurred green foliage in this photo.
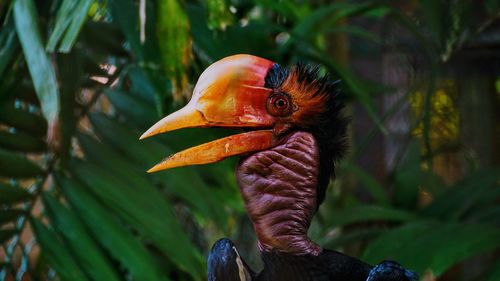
[0,0,499,280]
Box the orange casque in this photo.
[140,54,280,172]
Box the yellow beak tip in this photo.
[139,131,152,140]
[147,162,169,173]
[147,167,158,173]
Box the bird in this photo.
[140,54,418,281]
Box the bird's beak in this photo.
[140,54,278,172]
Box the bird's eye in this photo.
[267,93,293,117]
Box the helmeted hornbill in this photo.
[140,54,418,281]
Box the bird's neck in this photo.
[236,131,321,256]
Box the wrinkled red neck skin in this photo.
[236,131,321,256]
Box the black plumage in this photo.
[208,239,416,281]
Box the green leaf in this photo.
[186,4,277,62]
[325,25,383,45]
[56,52,82,164]
[362,220,434,261]
[206,0,233,30]
[108,0,143,60]
[46,0,93,52]
[362,221,500,276]
[0,80,41,105]
[123,65,172,117]
[157,0,191,69]
[77,132,154,182]
[256,0,309,22]
[87,113,227,227]
[468,205,500,224]
[0,103,47,137]
[0,183,32,204]
[0,131,46,152]
[69,159,205,280]
[327,205,417,227]
[342,163,389,206]
[105,89,157,127]
[485,0,500,14]
[107,0,161,64]
[46,0,79,51]
[0,14,20,78]
[0,229,16,243]
[87,124,236,220]
[421,167,500,220]
[323,228,382,249]
[80,21,127,58]
[42,193,121,281]
[0,210,25,223]
[485,259,500,281]
[291,2,379,39]
[423,223,500,276]
[56,175,170,281]
[393,141,421,209]
[58,0,92,52]
[0,148,44,178]
[419,0,444,47]
[30,219,89,281]
[126,65,160,104]
[13,0,60,124]
[157,0,191,98]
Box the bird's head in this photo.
[140,54,347,206]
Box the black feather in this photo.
[208,238,417,281]
[264,63,289,89]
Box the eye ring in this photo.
[267,92,293,117]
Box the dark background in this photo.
[0,0,499,280]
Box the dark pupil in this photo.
[275,99,286,108]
